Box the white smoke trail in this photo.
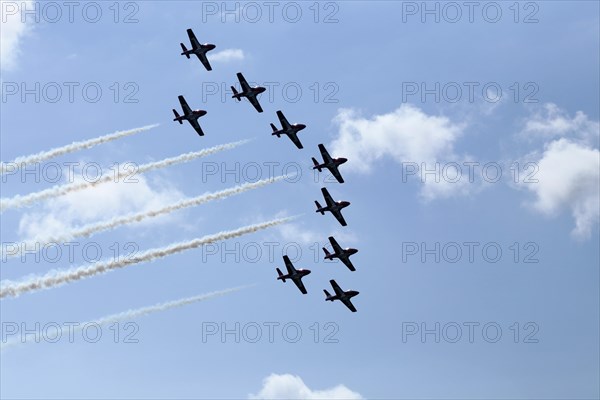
[3,175,288,260]
[0,285,252,350]
[0,124,159,175]
[0,139,249,211]
[0,216,294,298]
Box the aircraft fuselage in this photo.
[331,201,350,212]
[333,157,348,167]
[317,200,349,214]
[235,86,266,100]
[326,248,358,261]
[183,43,215,57]
[277,269,310,281]
[274,124,306,137]
[317,157,347,170]
[326,290,359,302]
[176,109,207,122]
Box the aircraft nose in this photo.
[339,158,348,163]
[298,124,306,130]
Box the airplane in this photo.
[323,236,358,271]
[276,255,311,294]
[312,144,347,183]
[270,110,306,149]
[180,28,216,71]
[231,72,266,113]
[324,279,359,312]
[315,187,350,226]
[173,95,207,136]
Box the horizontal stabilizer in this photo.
[312,158,322,171]
[324,289,332,298]
[172,109,183,124]
[322,247,330,256]
[180,43,190,58]
[270,123,278,133]
[315,201,324,215]
[231,86,240,100]
[276,267,285,282]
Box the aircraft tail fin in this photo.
[324,289,332,299]
[276,267,285,282]
[172,109,183,124]
[312,157,322,172]
[180,43,191,58]
[315,201,324,215]
[231,86,240,100]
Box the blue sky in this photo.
[1,1,599,399]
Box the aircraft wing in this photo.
[331,209,347,226]
[196,52,212,71]
[341,297,357,312]
[292,276,308,294]
[329,236,342,253]
[287,133,304,149]
[188,119,204,136]
[277,110,292,131]
[329,279,344,297]
[237,72,251,91]
[283,255,295,275]
[321,187,335,207]
[187,29,201,49]
[341,258,356,272]
[178,95,192,115]
[327,166,344,183]
[318,144,333,164]
[247,95,263,113]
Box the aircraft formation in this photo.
[174,28,360,312]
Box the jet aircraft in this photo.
[231,72,266,113]
[276,255,311,294]
[180,28,216,71]
[315,187,350,226]
[323,236,358,271]
[270,110,306,149]
[312,144,347,183]
[172,95,207,136]
[324,279,359,312]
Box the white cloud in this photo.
[17,176,183,240]
[0,0,34,71]
[249,374,363,400]
[330,106,464,172]
[210,48,244,63]
[329,105,470,200]
[277,223,320,246]
[519,138,599,239]
[521,103,599,143]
